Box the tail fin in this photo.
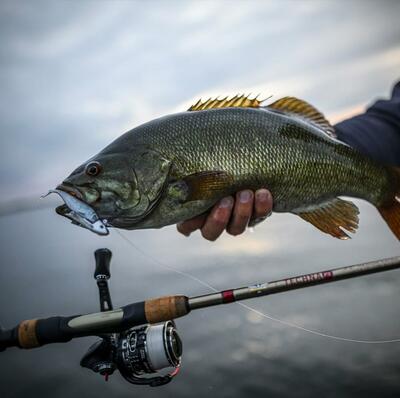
[378,167,400,240]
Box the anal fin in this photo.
[295,198,359,240]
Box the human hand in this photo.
[176,189,273,241]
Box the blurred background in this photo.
[0,1,400,397]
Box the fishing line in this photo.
[116,230,400,344]
[116,230,218,292]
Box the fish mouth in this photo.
[44,188,109,236]
[56,183,83,200]
[55,204,69,216]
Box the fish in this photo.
[42,189,109,235]
[55,94,400,240]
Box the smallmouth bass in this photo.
[56,95,400,240]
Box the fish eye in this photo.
[85,161,102,177]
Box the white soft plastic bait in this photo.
[42,189,109,236]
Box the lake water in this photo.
[1,200,399,397]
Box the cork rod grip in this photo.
[18,319,40,349]
[144,295,189,323]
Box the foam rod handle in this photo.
[2,315,79,350]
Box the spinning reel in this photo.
[80,249,182,387]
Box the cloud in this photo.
[0,0,399,201]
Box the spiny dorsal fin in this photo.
[188,94,263,111]
[295,198,359,239]
[267,96,335,137]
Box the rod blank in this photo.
[188,256,400,310]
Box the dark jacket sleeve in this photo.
[334,81,400,166]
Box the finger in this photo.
[249,189,273,227]
[254,189,273,218]
[201,196,234,241]
[177,214,207,236]
[227,190,254,236]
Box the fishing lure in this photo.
[42,189,109,235]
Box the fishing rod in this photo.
[1,251,399,387]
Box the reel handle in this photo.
[94,248,112,280]
[94,249,113,312]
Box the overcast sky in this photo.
[0,0,399,201]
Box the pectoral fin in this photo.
[295,198,359,239]
[182,171,233,202]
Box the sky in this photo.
[0,0,400,202]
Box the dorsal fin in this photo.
[267,96,335,137]
[188,94,263,111]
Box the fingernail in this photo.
[256,189,269,201]
[219,196,233,208]
[239,190,252,203]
